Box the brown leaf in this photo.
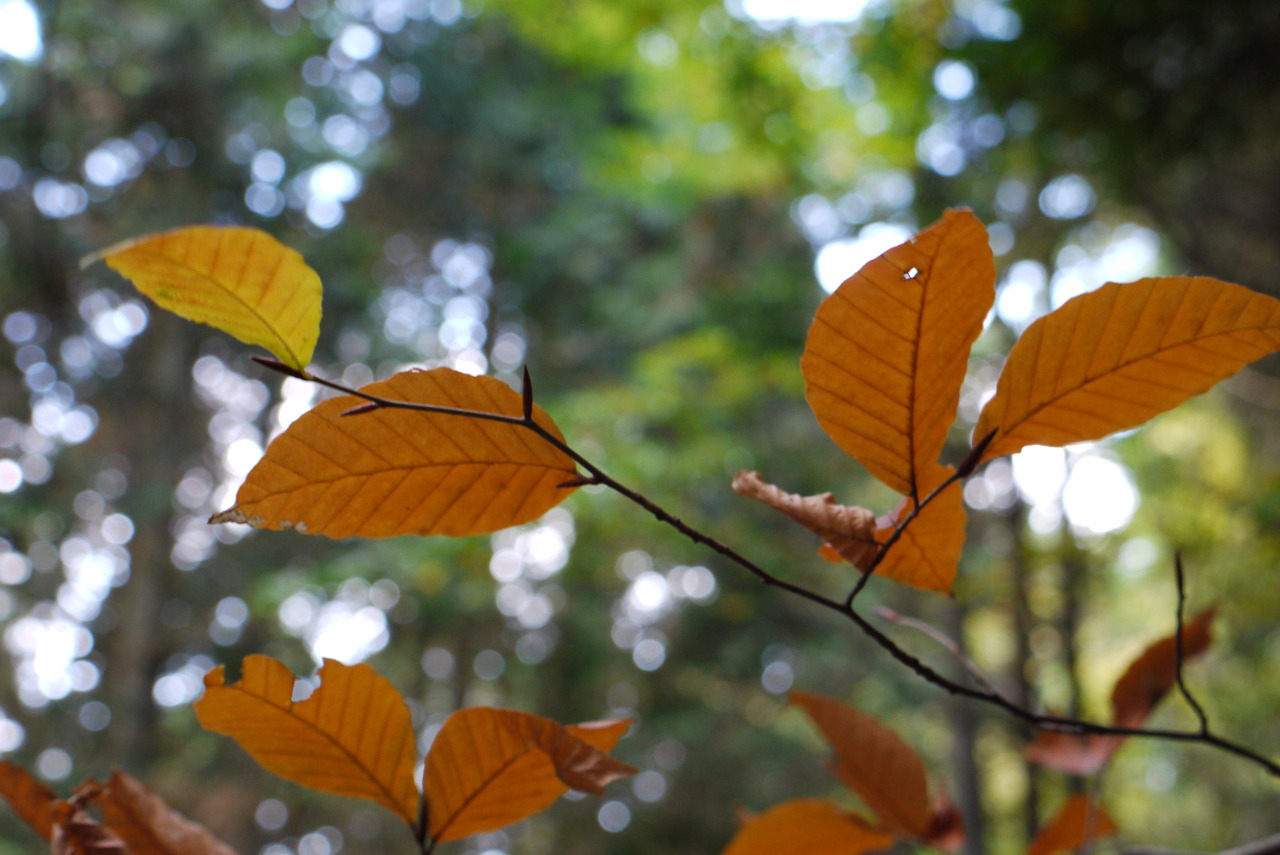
[99,771,238,855]
[976,276,1280,461]
[1111,607,1215,727]
[193,656,419,825]
[732,470,878,568]
[0,760,57,840]
[802,209,995,496]
[423,708,634,843]
[1024,795,1118,855]
[211,368,580,538]
[870,466,965,595]
[1022,731,1123,776]
[51,800,129,855]
[791,692,931,839]
[721,799,896,855]
[923,798,965,853]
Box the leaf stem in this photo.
[258,360,1280,779]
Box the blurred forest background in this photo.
[1,0,1279,852]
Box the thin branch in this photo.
[255,359,1280,778]
[874,607,1010,702]
[1173,553,1212,735]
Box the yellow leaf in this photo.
[732,470,879,568]
[0,760,56,841]
[1024,795,1118,855]
[802,209,995,496]
[870,466,965,595]
[99,771,238,855]
[193,656,419,825]
[424,707,635,842]
[791,692,931,839]
[211,368,580,538]
[722,799,896,855]
[88,226,321,370]
[976,276,1280,460]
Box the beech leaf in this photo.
[86,226,322,371]
[0,759,57,841]
[802,209,995,496]
[1110,606,1215,727]
[975,276,1280,461]
[1024,795,1118,855]
[211,368,580,538]
[791,692,931,838]
[1022,731,1123,777]
[722,799,896,855]
[732,470,878,568]
[193,655,419,825]
[99,771,239,855]
[423,707,635,842]
[869,466,965,595]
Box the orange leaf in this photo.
[0,760,57,841]
[722,799,896,855]
[975,276,1280,461]
[791,692,931,838]
[99,771,239,855]
[1111,607,1215,727]
[1024,795,1118,855]
[87,226,322,371]
[870,466,965,595]
[423,707,635,842]
[211,368,580,538]
[1022,731,1123,776]
[732,470,879,567]
[193,656,419,824]
[802,209,995,496]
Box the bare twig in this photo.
[1123,831,1280,855]
[1173,553,1212,735]
[254,359,1280,778]
[874,607,1010,702]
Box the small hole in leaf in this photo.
[904,267,920,280]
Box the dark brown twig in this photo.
[253,359,1280,778]
[1173,553,1212,735]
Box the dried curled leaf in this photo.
[722,799,895,855]
[0,759,57,840]
[194,656,419,824]
[87,226,322,371]
[733,470,878,568]
[1024,795,1117,855]
[424,707,635,842]
[99,771,239,855]
[803,209,995,496]
[212,368,580,538]
[791,692,931,839]
[976,276,1280,461]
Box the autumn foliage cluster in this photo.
[2,210,1278,853]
